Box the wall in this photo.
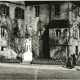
[48,2,69,60]
[27,2,70,59]
[51,2,69,20]
[49,28,69,59]
[48,2,80,60]
[0,2,26,59]
[25,2,80,60]
[22,2,80,60]
[68,2,80,58]
[1,1,80,60]
[25,4,49,58]
[0,2,49,59]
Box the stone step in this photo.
[22,61,32,65]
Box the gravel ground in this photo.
[0,65,80,79]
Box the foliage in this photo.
[0,16,26,55]
[51,28,69,59]
[31,19,45,58]
[16,53,23,62]
[0,55,5,61]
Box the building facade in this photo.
[0,1,26,59]
[25,1,80,63]
[0,1,80,64]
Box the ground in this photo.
[0,63,80,79]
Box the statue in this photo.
[23,38,32,64]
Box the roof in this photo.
[25,1,80,8]
[70,1,80,7]
[2,1,25,6]
[25,1,65,6]
[48,20,69,28]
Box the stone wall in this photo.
[68,2,80,58]
[0,1,80,60]
[0,2,49,59]
[49,28,69,59]
[25,4,49,58]
[0,2,26,59]
[51,2,69,20]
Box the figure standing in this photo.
[73,54,76,66]
[66,55,74,69]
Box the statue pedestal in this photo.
[23,51,32,64]
[22,38,32,64]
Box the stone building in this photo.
[0,1,80,64]
[25,1,80,64]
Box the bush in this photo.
[0,55,5,61]
[16,53,23,62]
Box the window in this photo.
[63,29,68,37]
[21,9,24,19]
[6,6,9,17]
[0,4,9,16]
[73,29,78,39]
[56,29,61,37]
[15,7,24,19]
[54,4,60,15]
[15,8,18,18]
[13,27,18,37]
[79,28,80,39]
[75,46,78,55]
[1,47,4,51]
[1,27,5,38]
[35,6,40,17]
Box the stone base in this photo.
[23,51,32,61]
[22,51,32,65]
[22,61,32,65]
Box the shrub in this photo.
[16,53,23,62]
[0,55,5,61]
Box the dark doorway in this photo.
[42,27,50,59]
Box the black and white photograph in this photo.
[0,0,80,79]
